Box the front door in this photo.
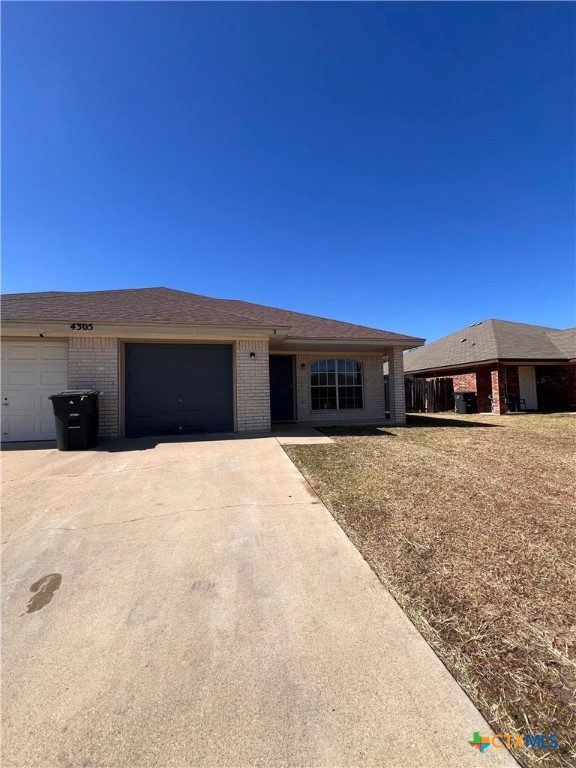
[269,355,294,421]
[518,366,538,410]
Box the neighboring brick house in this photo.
[403,319,576,415]
[0,288,424,442]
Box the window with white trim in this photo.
[310,359,363,410]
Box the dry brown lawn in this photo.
[285,413,576,768]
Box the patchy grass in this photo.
[285,413,576,768]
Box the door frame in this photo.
[269,354,296,422]
[517,365,538,410]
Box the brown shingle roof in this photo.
[1,287,422,343]
[403,319,576,373]
[215,296,421,341]
[546,329,576,361]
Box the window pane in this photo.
[338,385,363,409]
[312,386,337,411]
[311,360,361,410]
[337,360,361,385]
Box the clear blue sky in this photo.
[2,2,574,342]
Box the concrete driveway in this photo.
[2,433,516,768]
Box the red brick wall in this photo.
[421,365,495,412]
[536,364,576,411]
[476,366,492,412]
[451,372,477,392]
[430,367,493,412]
[570,365,576,407]
[490,364,507,414]
[416,363,576,413]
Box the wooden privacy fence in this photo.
[404,377,455,413]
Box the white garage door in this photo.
[1,341,68,442]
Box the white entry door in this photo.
[518,366,538,410]
[1,341,68,442]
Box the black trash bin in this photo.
[454,392,478,414]
[49,390,100,450]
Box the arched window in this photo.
[310,359,363,411]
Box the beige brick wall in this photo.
[68,337,120,439]
[387,346,406,425]
[65,337,406,438]
[294,353,387,424]
[235,339,271,432]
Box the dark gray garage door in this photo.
[125,344,233,436]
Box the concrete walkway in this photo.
[272,423,335,445]
[2,434,516,767]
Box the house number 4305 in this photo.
[69,323,94,331]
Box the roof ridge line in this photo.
[485,319,501,359]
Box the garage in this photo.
[1,340,68,442]
[125,343,234,436]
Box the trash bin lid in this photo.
[49,390,101,399]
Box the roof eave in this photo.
[0,319,292,339]
[405,356,572,375]
[286,336,424,346]
[274,338,424,354]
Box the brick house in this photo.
[403,319,576,415]
[1,288,423,442]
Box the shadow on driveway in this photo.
[0,431,271,454]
